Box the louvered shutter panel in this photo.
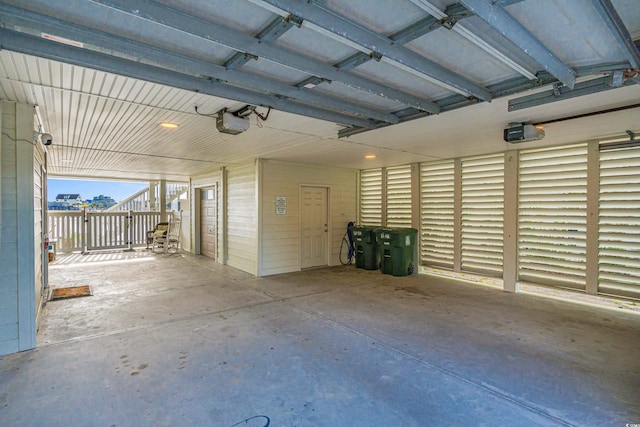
[598,145,640,299]
[360,168,382,226]
[420,160,455,268]
[386,165,412,228]
[461,154,504,276]
[518,144,588,289]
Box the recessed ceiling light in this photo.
[365,154,376,159]
[160,122,179,129]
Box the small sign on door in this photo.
[275,196,287,215]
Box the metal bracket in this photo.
[607,70,625,87]
[369,52,383,62]
[440,16,458,30]
[285,14,303,28]
[552,82,563,97]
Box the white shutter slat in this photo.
[461,153,504,276]
[420,160,455,268]
[519,144,588,289]
[598,145,640,299]
[360,168,382,226]
[386,165,412,227]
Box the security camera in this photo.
[41,133,53,146]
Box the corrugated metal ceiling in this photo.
[0,0,638,181]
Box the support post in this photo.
[453,158,462,272]
[503,150,519,292]
[585,141,600,295]
[148,181,156,212]
[160,179,167,221]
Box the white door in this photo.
[301,186,328,268]
[200,187,216,259]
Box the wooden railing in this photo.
[48,211,84,252]
[48,210,164,253]
[108,182,188,212]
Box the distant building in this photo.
[49,194,83,210]
[87,195,117,210]
[47,201,78,211]
[55,193,83,204]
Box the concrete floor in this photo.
[1,251,639,426]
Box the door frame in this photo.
[195,185,217,257]
[299,184,331,269]
[198,185,217,259]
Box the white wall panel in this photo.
[385,165,412,228]
[226,163,257,275]
[461,154,504,276]
[34,136,45,320]
[420,160,456,269]
[518,144,588,289]
[598,144,640,299]
[359,168,382,226]
[260,160,357,276]
[0,101,37,356]
[0,101,19,355]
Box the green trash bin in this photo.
[350,225,379,270]
[377,227,418,276]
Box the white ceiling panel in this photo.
[272,24,357,64]
[350,59,450,101]
[508,0,631,66]
[323,0,425,35]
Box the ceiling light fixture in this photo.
[160,122,179,129]
[365,154,377,159]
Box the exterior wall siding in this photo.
[34,140,45,322]
[226,163,258,275]
[0,101,37,356]
[259,160,357,276]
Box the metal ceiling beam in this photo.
[409,0,536,80]
[0,5,399,124]
[0,28,379,129]
[333,52,372,72]
[508,75,638,111]
[224,15,298,69]
[0,0,433,113]
[588,0,640,69]
[498,0,526,6]
[257,0,492,101]
[459,0,576,89]
[333,3,470,73]
[392,3,470,44]
[337,61,629,138]
[68,0,439,113]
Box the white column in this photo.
[148,181,156,212]
[381,167,388,226]
[585,141,599,295]
[503,150,519,293]
[160,179,167,221]
[221,167,228,265]
[453,158,462,272]
[411,163,421,267]
[16,103,37,351]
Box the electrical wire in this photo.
[230,415,270,427]
[339,221,355,265]
[194,106,218,117]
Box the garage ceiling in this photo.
[0,0,638,181]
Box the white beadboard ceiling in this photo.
[0,0,638,181]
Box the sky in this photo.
[48,179,147,202]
